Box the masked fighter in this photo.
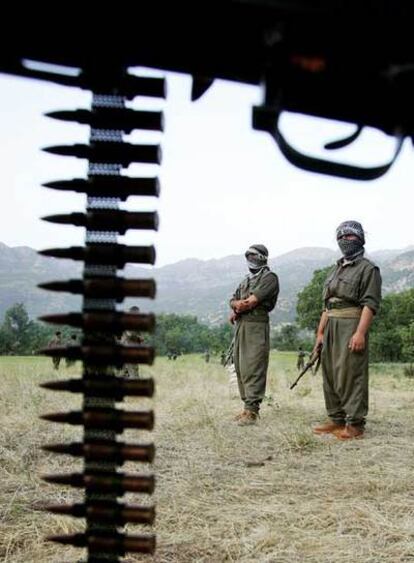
[229,244,279,425]
[313,221,382,440]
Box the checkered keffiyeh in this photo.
[336,220,365,244]
[336,220,365,259]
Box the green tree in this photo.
[1,303,32,354]
[296,266,332,331]
[0,303,71,356]
[148,314,233,356]
[400,321,414,363]
[370,289,414,362]
[271,323,309,351]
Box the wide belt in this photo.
[327,307,362,319]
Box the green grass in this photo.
[1,353,414,562]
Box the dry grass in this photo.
[1,353,414,562]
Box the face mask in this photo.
[338,238,363,258]
[246,257,260,270]
[336,221,365,244]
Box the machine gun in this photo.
[2,1,414,179]
[1,1,413,561]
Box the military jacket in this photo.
[231,267,279,321]
[323,256,382,314]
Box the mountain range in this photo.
[0,242,413,325]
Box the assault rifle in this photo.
[290,344,322,390]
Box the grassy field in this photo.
[1,353,414,562]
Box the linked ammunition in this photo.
[43,142,161,166]
[39,344,154,365]
[39,377,155,399]
[47,531,156,554]
[39,244,156,266]
[46,108,164,133]
[43,471,155,494]
[43,441,155,463]
[38,277,156,300]
[42,210,159,233]
[39,311,155,332]
[43,176,160,200]
[43,501,155,525]
[41,408,154,431]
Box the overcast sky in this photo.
[0,68,412,266]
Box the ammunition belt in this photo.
[39,67,165,561]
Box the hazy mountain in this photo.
[0,243,412,325]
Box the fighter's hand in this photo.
[231,299,243,313]
[349,331,365,352]
[234,295,258,313]
[229,311,239,325]
[234,300,249,313]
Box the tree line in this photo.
[2,273,414,362]
[0,303,78,355]
[0,304,234,357]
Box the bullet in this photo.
[46,108,164,133]
[39,344,154,366]
[43,176,160,200]
[39,376,155,399]
[16,67,165,100]
[47,531,156,554]
[43,501,155,524]
[43,141,161,166]
[38,277,156,301]
[38,244,156,267]
[42,441,155,462]
[41,408,154,431]
[42,210,159,233]
[39,311,155,333]
[42,471,155,494]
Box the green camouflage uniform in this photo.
[322,256,381,427]
[230,267,279,414]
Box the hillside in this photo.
[0,242,412,325]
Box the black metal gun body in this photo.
[2,1,414,178]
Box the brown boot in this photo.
[237,410,258,426]
[336,424,364,440]
[313,420,345,435]
[234,410,247,421]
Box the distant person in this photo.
[313,221,382,440]
[204,350,210,363]
[220,350,226,366]
[296,347,306,371]
[172,349,180,360]
[65,334,78,368]
[48,330,62,370]
[119,306,143,378]
[229,244,279,426]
